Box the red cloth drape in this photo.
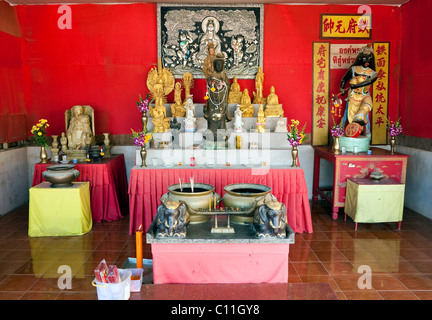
[128,167,313,234]
[32,154,128,223]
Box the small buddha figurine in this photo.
[149,86,170,133]
[170,82,186,117]
[274,115,288,133]
[256,104,266,133]
[228,76,242,104]
[239,89,254,117]
[60,132,68,152]
[265,86,284,117]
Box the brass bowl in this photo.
[222,183,272,224]
[161,183,220,223]
[42,164,80,188]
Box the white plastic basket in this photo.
[92,269,131,300]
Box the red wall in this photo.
[0,1,27,143]
[15,4,402,137]
[400,0,432,139]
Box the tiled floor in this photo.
[1,201,432,300]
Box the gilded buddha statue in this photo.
[265,86,284,117]
[228,76,242,104]
[239,89,254,117]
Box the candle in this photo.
[209,197,211,211]
[136,225,143,269]
[214,196,217,209]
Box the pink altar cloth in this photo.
[128,166,313,234]
[32,154,128,223]
[151,243,290,284]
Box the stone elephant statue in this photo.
[253,199,287,238]
[156,200,190,238]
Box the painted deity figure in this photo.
[339,43,378,135]
[196,18,222,62]
[177,30,193,66]
[204,53,231,141]
[231,35,244,66]
[66,105,92,150]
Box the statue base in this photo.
[65,149,87,162]
[339,136,371,153]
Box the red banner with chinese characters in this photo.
[312,42,330,146]
[372,42,390,144]
[320,14,372,39]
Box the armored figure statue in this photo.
[339,43,378,135]
[204,53,231,141]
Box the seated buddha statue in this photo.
[264,86,284,117]
[228,76,242,104]
[239,88,254,117]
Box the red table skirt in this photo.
[128,167,313,234]
[32,154,128,223]
[152,243,290,284]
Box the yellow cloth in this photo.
[345,178,405,223]
[29,182,92,237]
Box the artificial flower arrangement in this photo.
[287,119,307,147]
[31,119,50,148]
[330,116,345,137]
[131,129,152,147]
[137,93,154,113]
[386,117,403,137]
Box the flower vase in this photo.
[140,145,147,167]
[390,136,396,154]
[291,146,298,167]
[40,145,48,163]
[141,111,148,133]
[333,136,340,154]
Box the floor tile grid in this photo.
[290,202,432,300]
[1,202,432,299]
